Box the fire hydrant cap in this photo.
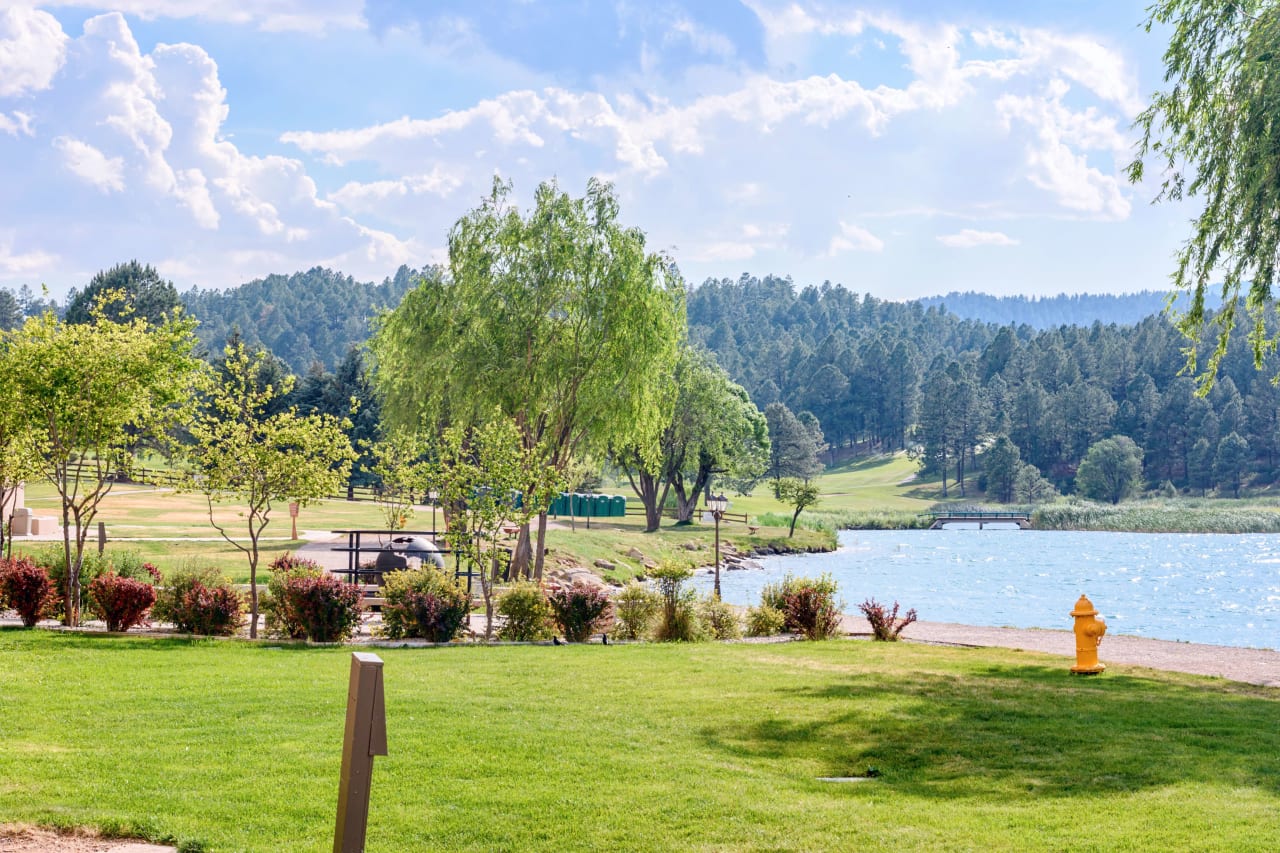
[1069,594,1098,617]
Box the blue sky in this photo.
[0,1,1193,300]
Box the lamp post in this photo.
[428,489,439,535]
[708,493,728,599]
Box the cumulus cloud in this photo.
[997,80,1131,219]
[827,222,883,255]
[937,229,1019,248]
[0,6,68,97]
[0,11,411,290]
[53,137,125,192]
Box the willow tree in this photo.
[2,300,201,625]
[1131,0,1280,388]
[616,346,769,530]
[371,177,685,579]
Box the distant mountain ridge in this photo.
[916,290,1189,328]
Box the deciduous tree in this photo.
[372,178,684,579]
[1130,0,1280,386]
[3,300,200,624]
[1076,436,1145,505]
[185,341,356,637]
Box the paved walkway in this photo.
[845,616,1280,688]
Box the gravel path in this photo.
[842,616,1280,688]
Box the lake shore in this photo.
[843,615,1280,688]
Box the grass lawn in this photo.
[1,631,1276,852]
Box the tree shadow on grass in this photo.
[700,663,1280,799]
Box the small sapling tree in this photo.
[369,430,427,530]
[432,416,561,640]
[775,478,820,537]
[185,341,355,637]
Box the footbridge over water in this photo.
[924,510,1032,530]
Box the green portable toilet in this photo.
[572,493,589,516]
[552,493,569,516]
[592,494,610,517]
[610,495,626,517]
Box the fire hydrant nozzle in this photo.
[1070,594,1106,675]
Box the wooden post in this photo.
[334,652,388,853]
[290,502,299,541]
[97,521,106,555]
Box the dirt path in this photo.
[0,825,172,852]
[840,615,1280,687]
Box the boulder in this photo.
[593,558,617,570]
[626,547,646,560]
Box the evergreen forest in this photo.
[8,266,1279,501]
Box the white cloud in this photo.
[0,6,68,97]
[328,166,465,215]
[53,137,125,192]
[0,12,412,290]
[36,1,365,34]
[0,110,33,136]
[0,239,58,275]
[827,221,883,255]
[937,229,1019,248]
[665,17,736,59]
[997,80,1131,219]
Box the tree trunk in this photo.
[789,508,800,537]
[511,523,532,579]
[248,542,259,639]
[626,467,665,532]
[533,512,548,581]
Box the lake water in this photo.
[697,529,1280,650]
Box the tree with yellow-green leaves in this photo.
[184,340,356,638]
[2,297,202,625]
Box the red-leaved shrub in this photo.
[546,580,613,642]
[0,557,53,627]
[783,585,842,640]
[283,575,362,642]
[89,572,156,632]
[858,598,917,641]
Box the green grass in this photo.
[1,631,1277,852]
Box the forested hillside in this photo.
[690,274,1280,498]
[180,265,433,372]
[917,291,1180,328]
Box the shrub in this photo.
[745,604,786,637]
[783,585,842,640]
[0,557,53,627]
[153,567,244,636]
[89,572,156,632]
[698,596,742,640]
[283,574,363,642]
[650,560,706,642]
[497,581,555,641]
[546,580,613,642]
[610,581,661,640]
[261,555,325,639]
[858,598,918,641]
[380,568,470,642]
[40,548,152,622]
[762,573,840,635]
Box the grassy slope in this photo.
[1,631,1276,852]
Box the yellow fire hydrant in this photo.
[1070,594,1106,674]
